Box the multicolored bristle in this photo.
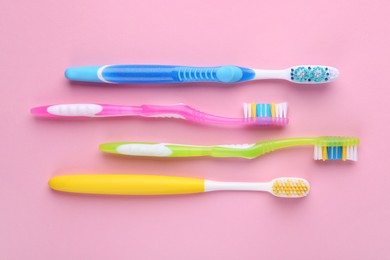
[243,102,287,119]
[289,65,339,83]
[313,136,359,161]
[271,178,310,198]
[314,145,358,161]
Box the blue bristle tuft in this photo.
[266,104,271,117]
[262,104,266,117]
[326,146,343,160]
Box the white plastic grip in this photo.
[47,104,103,117]
[116,144,173,157]
[253,69,290,80]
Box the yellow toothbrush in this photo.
[49,174,310,198]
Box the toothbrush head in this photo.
[270,178,310,198]
[243,102,288,126]
[313,136,360,161]
[289,65,339,84]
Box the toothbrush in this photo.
[65,64,339,84]
[48,174,310,198]
[30,102,288,127]
[99,136,360,161]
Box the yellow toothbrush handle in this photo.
[49,174,205,195]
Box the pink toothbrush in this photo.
[31,103,288,127]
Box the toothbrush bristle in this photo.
[313,136,359,161]
[290,65,339,83]
[243,102,287,119]
[271,178,310,198]
[314,145,358,161]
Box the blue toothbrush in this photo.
[65,65,339,84]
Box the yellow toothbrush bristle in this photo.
[342,146,347,161]
[271,103,276,117]
[272,180,281,196]
[251,103,256,118]
[322,146,327,161]
[271,178,310,198]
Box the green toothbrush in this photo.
[99,136,360,161]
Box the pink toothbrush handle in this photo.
[30,104,288,126]
[30,104,141,117]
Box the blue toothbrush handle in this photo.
[65,65,256,84]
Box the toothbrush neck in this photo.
[264,137,317,149]
[207,138,317,159]
[204,180,269,192]
[98,104,142,116]
[253,69,289,80]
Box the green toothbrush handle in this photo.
[99,142,264,158]
[99,138,352,159]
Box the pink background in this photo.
[1,0,389,259]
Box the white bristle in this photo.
[347,146,352,160]
[282,103,287,118]
[243,103,248,119]
[276,104,280,117]
[318,146,323,160]
[314,145,322,160]
[314,145,321,160]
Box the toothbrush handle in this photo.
[31,104,201,118]
[65,65,256,84]
[31,104,142,117]
[99,142,259,158]
[31,104,287,127]
[49,175,205,195]
[99,138,330,159]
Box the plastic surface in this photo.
[65,66,103,82]
[49,175,205,195]
[64,65,255,84]
[99,136,360,159]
